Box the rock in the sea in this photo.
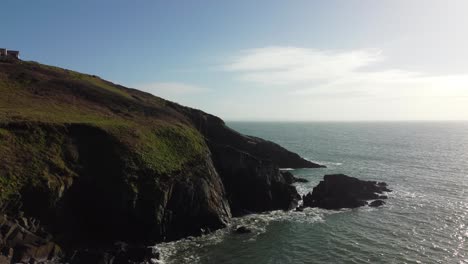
[302,174,391,210]
[369,200,386,207]
[234,226,252,234]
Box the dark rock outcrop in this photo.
[1,122,232,263]
[174,107,325,169]
[280,171,309,184]
[0,119,311,262]
[209,144,301,216]
[303,174,391,210]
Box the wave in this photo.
[302,157,343,167]
[153,208,338,264]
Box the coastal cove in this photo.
[156,121,468,264]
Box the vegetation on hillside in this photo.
[0,60,208,206]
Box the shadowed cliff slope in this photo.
[0,59,321,262]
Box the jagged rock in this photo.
[209,144,301,216]
[303,174,391,210]
[281,171,295,185]
[0,214,62,264]
[179,108,325,169]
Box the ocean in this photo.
[155,122,468,264]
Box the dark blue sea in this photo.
[155,122,468,264]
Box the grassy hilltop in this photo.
[0,59,207,206]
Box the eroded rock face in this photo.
[209,144,301,216]
[176,107,325,169]
[0,123,232,261]
[302,174,391,210]
[0,120,311,262]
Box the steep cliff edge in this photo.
[0,60,321,262]
[176,107,324,169]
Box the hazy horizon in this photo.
[225,119,468,122]
[224,119,468,123]
[3,0,468,121]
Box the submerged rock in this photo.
[303,174,391,210]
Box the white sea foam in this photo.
[152,208,335,264]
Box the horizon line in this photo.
[224,119,468,123]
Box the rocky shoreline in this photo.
[0,118,319,263]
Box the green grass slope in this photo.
[0,59,208,206]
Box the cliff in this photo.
[0,60,321,262]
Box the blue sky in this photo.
[3,0,468,120]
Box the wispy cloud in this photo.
[225,46,468,98]
[226,47,384,85]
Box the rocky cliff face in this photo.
[177,107,324,169]
[0,60,322,262]
[209,143,300,216]
[1,122,232,262]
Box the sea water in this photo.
[155,122,468,264]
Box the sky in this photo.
[2,0,468,121]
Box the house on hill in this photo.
[0,48,20,59]
[7,50,20,59]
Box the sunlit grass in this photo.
[0,60,208,205]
